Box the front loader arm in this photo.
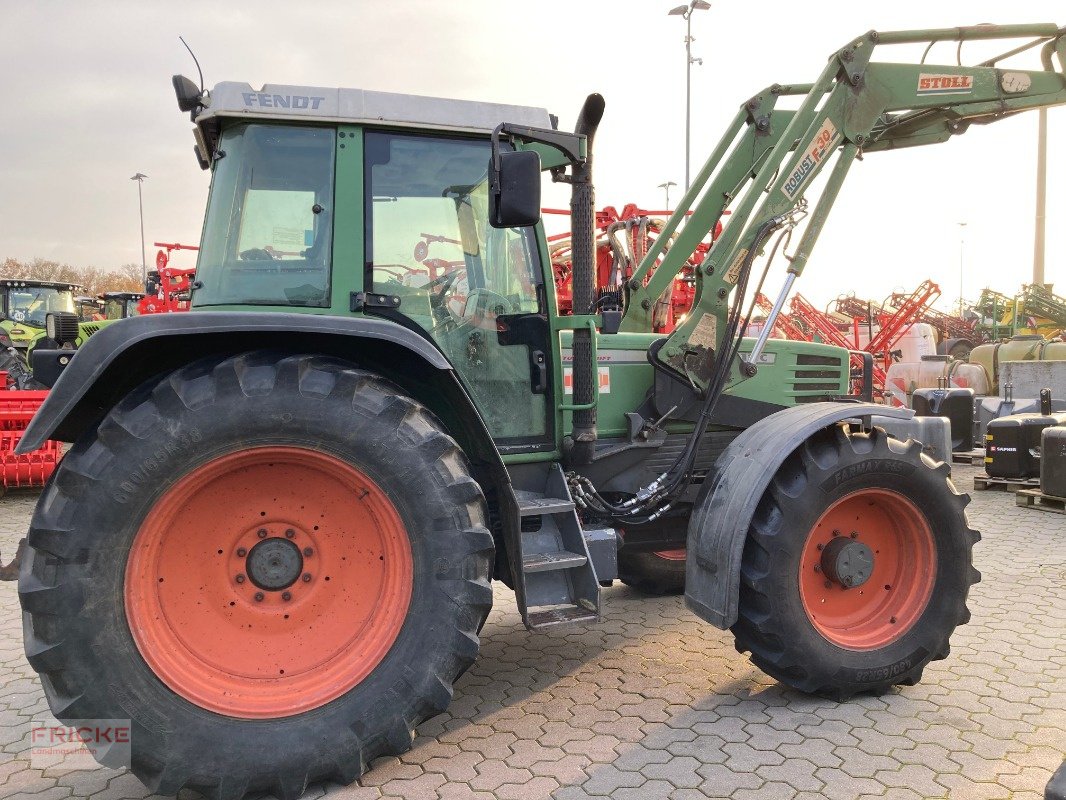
[623,22,1065,391]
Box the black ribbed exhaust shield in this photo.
[568,93,605,466]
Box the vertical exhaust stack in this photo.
[568,93,606,466]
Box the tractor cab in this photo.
[100,291,144,320]
[187,83,572,448]
[0,279,82,350]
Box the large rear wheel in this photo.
[20,353,494,799]
[731,425,980,699]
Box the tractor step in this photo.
[522,550,588,573]
[526,604,598,628]
[515,491,576,516]
[510,463,603,631]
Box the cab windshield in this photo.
[195,123,335,307]
[4,287,75,328]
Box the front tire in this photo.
[19,352,494,799]
[731,425,980,699]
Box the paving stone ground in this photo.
[0,463,1063,799]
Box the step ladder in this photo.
[513,463,601,629]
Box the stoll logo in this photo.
[30,718,132,770]
[917,73,974,96]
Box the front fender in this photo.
[684,402,913,630]
[17,311,453,453]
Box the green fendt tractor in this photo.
[17,22,1065,800]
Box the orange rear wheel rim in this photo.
[125,446,412,719]
[798,488,936,651]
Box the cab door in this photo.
[363,130,554,454]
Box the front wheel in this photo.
[20,353,494,799]
[731,425,980,699]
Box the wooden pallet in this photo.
[1016,488,1066,514]
[973,474,1040,493]
[952,449,986,466]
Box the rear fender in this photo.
[18,312,493,466]
[685,402,913,629]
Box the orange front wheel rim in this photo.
[125,447,413,719]
[798,488,936,651]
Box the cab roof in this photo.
[197,82,554,134]
[1,279,84,292]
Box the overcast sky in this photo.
[1,0,1062,310]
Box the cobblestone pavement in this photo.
[1,463,1063,800]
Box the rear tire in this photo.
[731,425,979,700]
[19,352,494,799]
[618,549,686,595]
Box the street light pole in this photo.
[668,1,711,192]
[130,173,148,283]
[657,180,678,210]
[1033,108,1047,287]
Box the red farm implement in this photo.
[547,204,719,332]
[140,242,199,314]
[1,374,60,493]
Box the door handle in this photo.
[530,349,548,394]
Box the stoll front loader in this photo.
[16,23,1065,800]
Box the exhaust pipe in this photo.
[568,93,606,466]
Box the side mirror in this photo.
[489,149,541,229]
[172,74,202,113]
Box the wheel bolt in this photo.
[303,547,313,557]
[302,573,312,583]
[282,591,292,601]
[890,616,897,624]
[816,543,824,551]
[254,592,264,602]
[285,529,296,539]
[257,529,267,538]
[850,531,859,539]
[236,547,247,557]
[235,574,246,584]
[832,529,841,537]
[814,565,821,573]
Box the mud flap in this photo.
[684,402,912,629]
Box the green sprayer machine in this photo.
[16,22,1066,800]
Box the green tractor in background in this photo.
[100,291,145,320]
[16,21,1065,800]
[0,279,105,366]
[1,279,84,351]
[1,279,91,387]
